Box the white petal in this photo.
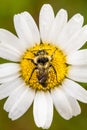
[62,78,87,103]
[0,29,25,54]
[67,66,87,82]
[0,63,20,78]
[64,92,81,116]
[48,9,68,44]
[57,14,84,50]
[39,4,54,42]
[0,78,24,99]
[64,25,87,54]
[51,87,72,120]
[4,83,26,112]
[33,91,53,129]
[0,73,20,83]
[14,11,40,48]
[0,43,21,62]
[66,49,87,65]
[8,87,35,120]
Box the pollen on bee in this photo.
[20,43,68,91]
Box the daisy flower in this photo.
[0,4,87,129]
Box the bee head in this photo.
[35,49,48,56]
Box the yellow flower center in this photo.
[20,43,68,91]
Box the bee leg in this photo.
[51,48,57,61]
[29,67,37,81]
[24,58,37,65]
[49,64,58,83]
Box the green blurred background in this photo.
[0,0,87,130]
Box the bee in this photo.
[24,49,57,88]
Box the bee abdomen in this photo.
[37,70,48,87]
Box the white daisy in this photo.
[0,4,87,129]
